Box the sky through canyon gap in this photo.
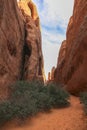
[33,0,74,78]
[18,0,74,79]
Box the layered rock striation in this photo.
[18,0,44,81]
[0,0,44,99]
[55,0,87,94]
[0,0,24,99]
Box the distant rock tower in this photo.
[51,66,56,81]
[48,72,51,81]
[47,66,56,83]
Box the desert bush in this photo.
[0,100,16,125]
[46,83,70,108]
[80,92,87,115]
[10,80,51,111]
[0,81,70,125]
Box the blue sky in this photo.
[18,0,74,78]
[33,0,74,78]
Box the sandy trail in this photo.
[1,96,87,130]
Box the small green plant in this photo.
[46,83,70,108]
[80,92,87,115]
[0,100,17,125]
[0,81,70,125]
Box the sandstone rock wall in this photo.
[47,67,55,83]
[55,0,87,94]
[0,0,24,99]
[58,40,66,65]
[0,0,44,99]
[50,66,56,81]
[48,72,51,81]
[18,0,44,81]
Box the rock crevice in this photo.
[0,0,44,99]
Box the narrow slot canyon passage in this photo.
[0,0,87,130]
[33,0,74,80]
[1,96,87,130]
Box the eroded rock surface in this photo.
[18,0,44,81]
[55,0,87,94]
[47,67,56,83]
[0,0,44,99]
[0,0,24,99]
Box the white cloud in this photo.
[43,0,74,22]
[42,39,61,78]
[37,0,74,79]
[34,0,74,27]
[41,25,66,78]
[18,0,74,79]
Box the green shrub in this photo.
[10,80,51,111]
[80,92,87,115]
[0,81,70,125]
[46,83,70,108]
[10,80,46,118]
[0,100,15,125]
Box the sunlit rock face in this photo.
[0,0,44,99]
[51,66,56,81]
[0,0,24,99]
[18,0,44,81]
[48,72,51,81]
[55,0,87,94]
[47,67,55,83]
[18,0,38,20]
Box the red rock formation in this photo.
[58,40,66,65]
[48,72,51,81]
[18,0,44,81]
[55,0,87,94]
[0,0,44,99]
[0,0,24,99]
[51,66,56,81]
[47,67,55,83]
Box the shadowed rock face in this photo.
[54,40,66,83]
[0,0,44,99]
[58,40,66,65]
[0,0,24,99]
[18,0,44,81]
[51,67,56,81]
[55,0,87,94]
